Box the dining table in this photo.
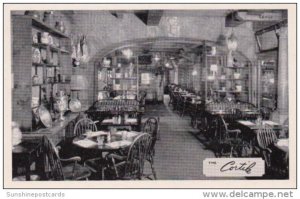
[271,138,289,177]
[235,120,285,156]
[274,138,289,154]
[236,120,283,131]
[72,130,142,158]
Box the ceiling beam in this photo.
[226,10,284,27]
[134,10,164,26]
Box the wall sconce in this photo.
[192,69,197,76]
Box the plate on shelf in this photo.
[32,32,38,44]
[48,35,54,45]
[69,98,82,112]
[32,48,41,64]
[37,105,52,128]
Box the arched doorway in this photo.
[91,37,252,103]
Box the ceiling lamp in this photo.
[122,48,133,59]
[227,32,238,51]
[192,69,197,76]
[154,53,160,62]
[102,57,111,68]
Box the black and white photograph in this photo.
[3,3,296,189]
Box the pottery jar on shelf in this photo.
[32,75,39,85]
[41,32,50,44]
[43,11,54,26]
[55,21,66,33]
[24,11,41,20]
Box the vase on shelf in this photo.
[12,122,22,149]
[43,11,54,26]
[55,92,68,121]
[55,21,65,33]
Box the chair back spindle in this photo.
[42,136,64,180]
[73,118,97,137]
[124,133,152,179]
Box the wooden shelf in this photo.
[32,81,69,87]
[32,17,69,38]
[219,78,245,81]
[224,66,249,70]
[32,43,70,54]
[213,90,248,93]
[32,63,60,67]
[111,77,137,80]
[32,84,43,87]
[114,89,137,91]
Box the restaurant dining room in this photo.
[9,8,291,182]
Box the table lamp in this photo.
[70,75,88,99]
[70,75,88,112]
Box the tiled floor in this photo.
[143,96,216,180]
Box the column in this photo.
[273,26,288,124]
[172,60,179,84]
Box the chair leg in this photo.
[181,106,185,117]
[230,146,234,158]
[150,163,157,180]
[101,167,105,180]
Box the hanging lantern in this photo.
[227,32,238,51]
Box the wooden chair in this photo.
[142,117,159,180]
[260,107,272,120]
[168,90,175,106]
[215,116,245,157]
[73,118,97,137]
[105,133,152,180]
[138,90,147,108]
[176,94,185,116]
[16,136,91,181]
[42,136,91,180]
[256,127,278,169]
[70,118,99,162]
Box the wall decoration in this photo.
[141,73,151,85]
[167,17,180,37]
[71,34,89,67]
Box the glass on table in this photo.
[122,131,128,140]
[97,136,104,146]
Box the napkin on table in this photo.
[238,120,255,126]
[73,139,97,148]
[105,140,132,149]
